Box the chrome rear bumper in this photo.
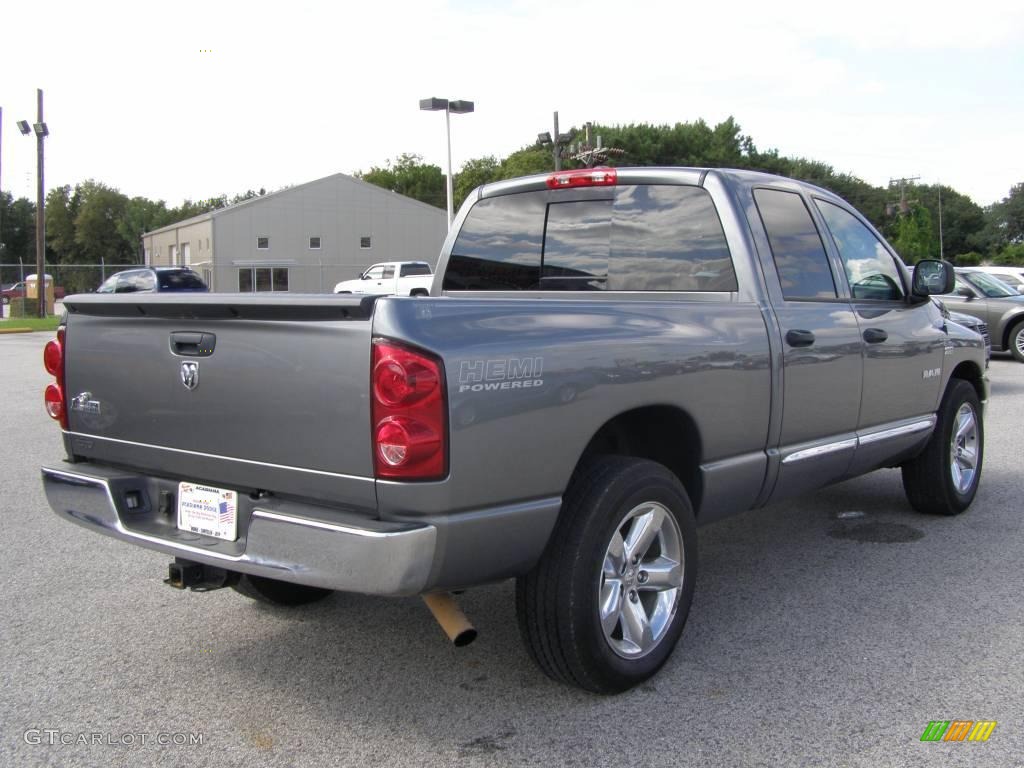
[41,464,436,596]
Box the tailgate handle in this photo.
[170,332,216,357]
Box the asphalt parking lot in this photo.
[1,332,1021,768]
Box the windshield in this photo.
[963,271,1018,298]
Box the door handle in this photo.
[863,328,888,344]
[170,331,216,357]
[785,329,816,347]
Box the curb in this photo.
[0,327,35,334]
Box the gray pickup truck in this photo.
[41,168,987,693]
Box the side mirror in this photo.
[957,287,975,300]
[911,259,955,298]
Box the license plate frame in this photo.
[177,482,239,542]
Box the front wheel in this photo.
[1008,320,1024,363]
[902,379,983,515]
[516,457,697,693]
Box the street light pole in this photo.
[419,97,474,227]
[444,106,453,225]
[19,91,48,318]
[537,111,575,172]
[35,89,46,319]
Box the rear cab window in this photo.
[444,185,737,292]
[400,263,432,277]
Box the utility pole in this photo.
[570,122,625,168]
[887,176,920,216]
[937,185,944,260]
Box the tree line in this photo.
[0,186,267,290]
[2,117,1022,291]
[359,118,1024,267]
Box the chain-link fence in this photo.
[2,260,435,298]
[1,262,142,296]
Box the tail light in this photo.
[546,168,617,189]
[371,339,447,480]
[42,326,67,429]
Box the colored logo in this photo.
[920,720,997,742]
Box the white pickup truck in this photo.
[333,261,433,296]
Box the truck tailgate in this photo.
[60,293,378,510]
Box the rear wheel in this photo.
[231,574,332,606]
[902,379,983,515]
[1008,320,1024,363]
[516,456,697,693]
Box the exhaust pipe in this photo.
[422,592,477,647]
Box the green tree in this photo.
[497,146,552,179]
[953,251,983,266]
[0,193,36,282]
[117,197,172,261]
[454,156,501,210]
[981,183,1024,252]
[890,205,934,264]
[993,242,1024,266]
[73,181,133,264]
[357,154,446,209]
[45,185,81,263]
[916,185,985,259]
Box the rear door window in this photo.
[753,189,836,299]
[444,185,736,292]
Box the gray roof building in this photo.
[141,173,447,293]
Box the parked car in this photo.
[333,261,433,296]
[940,304,991,360]
[96,267,208,294]
[939,267,1024,361]
[1,279,67,305]
[972,265,1024,293]
[41,168,987,694]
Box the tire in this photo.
[231,574,332,606]
[516,456,697,693]
[902,379,983,515]
[410,289,428,297]
[1008,320,1024,363]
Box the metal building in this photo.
[141,173,447,293]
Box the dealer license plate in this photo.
[177,482,238,541]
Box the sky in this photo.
[1,0,1022,209]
